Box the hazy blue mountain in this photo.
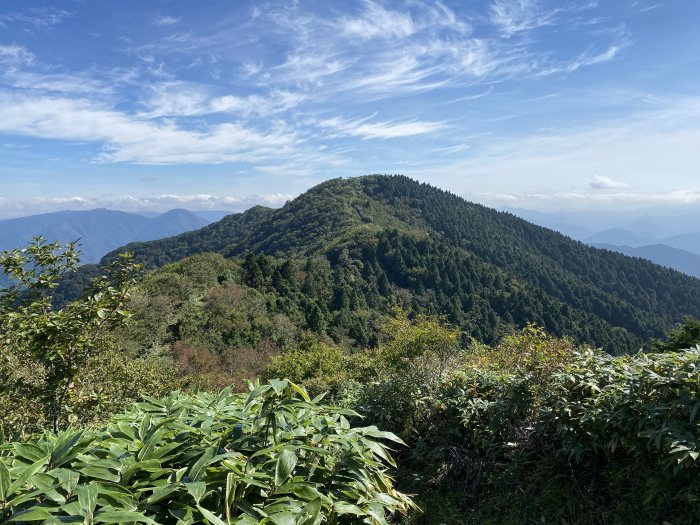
[507,207,700,256]
[504,204,700,241]
[592,243,700,279]
[660,233,700,257]
[584,229,656,247]
[0,208,209,263]
[499,208,596,239]
[191,210,234,222]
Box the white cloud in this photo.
[413,97,700,211]
[489,0,557,36]
[246,0,624,102]
[0,193,294,219]
[536,41,630,76]
[339,1,416,40]
[0,7,73,29]
[209,90,306,116]
[477,189,700,211]
[0,92,301,164]
[590,175,628,190]
[154,16,181,27]
[317,115,447,139]
[0,45,35,66]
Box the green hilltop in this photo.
[83,174,700,352]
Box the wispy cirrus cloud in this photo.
[0,0,649,185]
[317,115,447,139]
[0,44,35,66]
[141,82,306,118]
[244,0,626,102]
[0,6,72,29]
[489,0,562,36]
[535,39,631,76]
[339,1,416,40]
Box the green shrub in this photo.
[543,347,700,472]
[413,345,700,524]
[263,334,377,400]
[651,316,700,352]
[0,380,414,525]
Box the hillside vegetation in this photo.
[4,176,700,524]
[78,175,700,352]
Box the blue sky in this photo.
[0,0,699,217]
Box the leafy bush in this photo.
[543,347,700,471]
[354,311,460,438]
[173,341,277,391]
[0,238,140,434]
[0,380,414,525]
[264,333,375,400]
[651,316,700,352]
[412,343,700,524]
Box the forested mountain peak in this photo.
[92,174,700,351]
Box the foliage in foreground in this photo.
[652,316,700,352]
[390,334,700,524]
[0,380,414,525]
[0,238,141,433]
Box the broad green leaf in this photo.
[30,473,66,504]
[188,447,215,482]
[12,443,49,463]
[78,466,120,483]
[333,502,364,516]
[0,461,10,501]
[139,413,152,442]
[77,483,98,516]
[197,505,227,525]
[269,379,288,395]
[364,439,395,467]
[8,455,49,498]
[50,431,85,468]
[269,512,296,525]
[360,428,405,445]
[94,510,157,524]
[185,481,206,504]
[287,381,310,403]
[8,507,56,521]
[275,449,297,486]
[296,498,322,525]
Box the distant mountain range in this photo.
[592,243,700,279]
[504,205,700,241]
[505,208,700,278]
[0,208,214,263]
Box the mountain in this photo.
[592,243,700,279]
[70,175,700,352]
[584,229,656,247]
[191,210,235,222]
[661,232,700,257]
[0,208,209,264]
[505,205,700,242]
[500,207,598,239]
[506,207,700,259]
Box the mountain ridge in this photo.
[0,208,210,263]
[70,175,700,351]
[592,243,700,279]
